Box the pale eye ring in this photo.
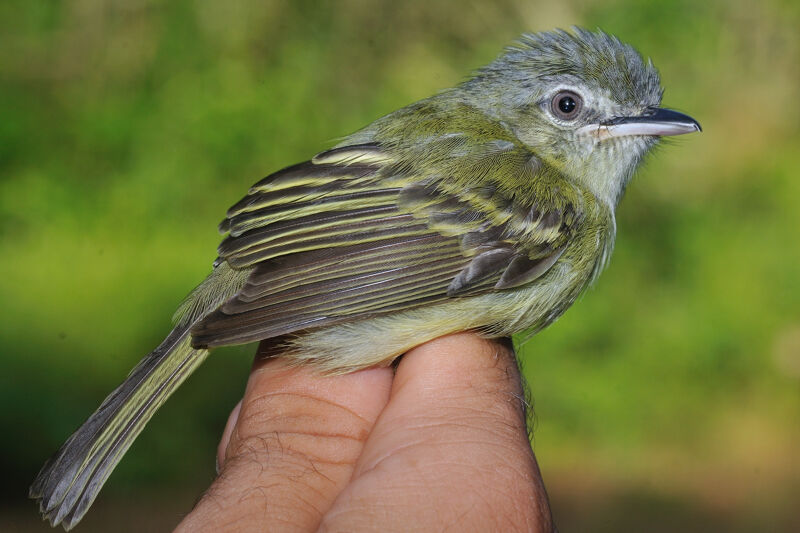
[550,90,583,120]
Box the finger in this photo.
[320,332,554,533]
[216,399,241,473]
[176,344,394,533]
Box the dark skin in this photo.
[176,333,555,532]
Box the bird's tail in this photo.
[29,322,209,530]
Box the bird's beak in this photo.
[578,108,702,139]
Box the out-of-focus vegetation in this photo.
[1,0,798,531]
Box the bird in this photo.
[30,27,701,529]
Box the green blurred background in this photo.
[2,0,799,531]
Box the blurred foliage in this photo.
[1,0,799,531]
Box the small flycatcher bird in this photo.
[31,27,700,529]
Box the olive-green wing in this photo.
[191,142,582,348]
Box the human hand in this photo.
[176,332,555,532]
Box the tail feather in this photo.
[29,323,209,530]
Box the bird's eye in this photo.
[550,91,583,120]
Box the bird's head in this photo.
[462,27,701,207]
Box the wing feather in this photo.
[222,217,431,268]
[238,238,463,301]
[191,129,584,348]
[192,248,466,347]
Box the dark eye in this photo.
[550,91,583,120]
